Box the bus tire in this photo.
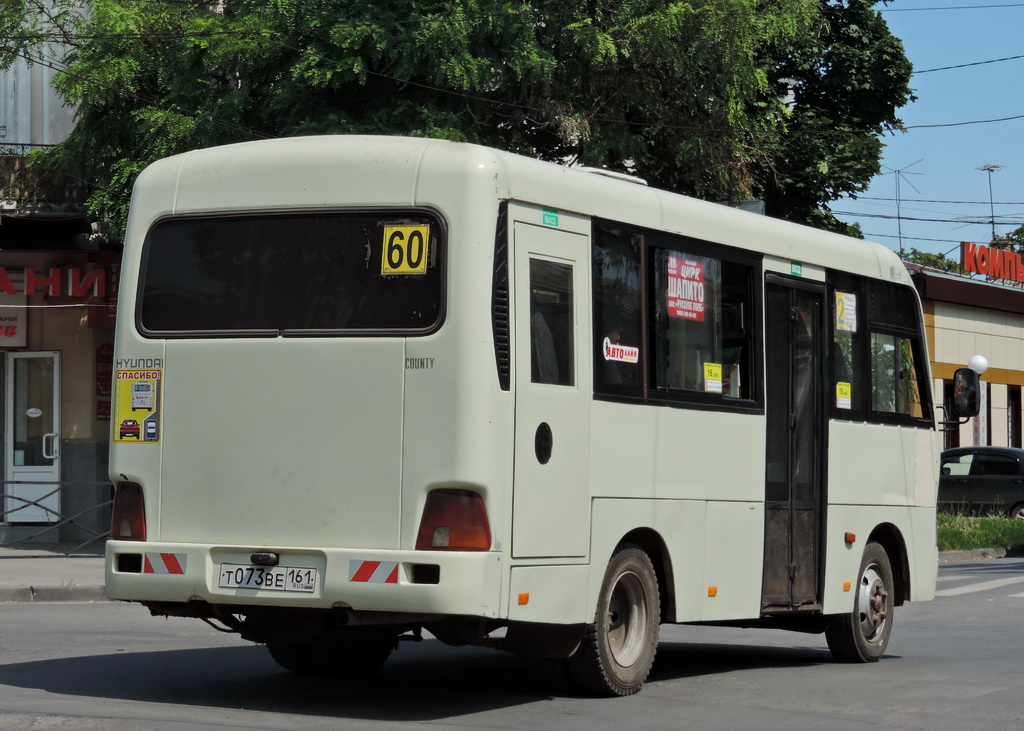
[825,541,894,663]
[564,543,660,696]
[267,633,394,678]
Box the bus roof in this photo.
[130,135,907,285]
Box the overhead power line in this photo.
[904,113,1024,130]
[855,196,1024,206]
[833,210,1024,225]
[860,233,976,245]
[915,54,1024,74]
[882,3,1024,11]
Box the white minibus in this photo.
[107,135,961,696]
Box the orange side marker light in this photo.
[518,593,530,605]
[708,587,717,597]
[844,532,857,544]
[843,582,852,592]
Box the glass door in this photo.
[4,352,61,524]
[762,283,825,612]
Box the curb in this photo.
[938,547,1020,563]
[0,585,109,603]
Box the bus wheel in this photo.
[825,541,894,663]
[267,633,394,678]
[565,543,660,696]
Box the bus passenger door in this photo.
[511,221,592,559]
[762,280,826,612]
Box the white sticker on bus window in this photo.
[836,381,852,409]
[704,363,723,393]
[835,292,857,332]
[603,338,639,364]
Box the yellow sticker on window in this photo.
[382,225,430,275]
[836,381,852,409]
[704,362,723,394]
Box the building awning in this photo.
[908,264,1024,316]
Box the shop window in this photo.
[1009,386,1021,448]
[944,381,961,449]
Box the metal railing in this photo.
[0,142,57,156]
[1,480,111,555]
[0,143,89,211]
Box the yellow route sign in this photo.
[381,225,430,275]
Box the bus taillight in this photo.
[111,482,147,541]
[415,489,491,551]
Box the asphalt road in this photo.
[1,558,1023,730]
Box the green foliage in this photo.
[758,0,913,233]
[903,247,962,273]
[1003,225,1024,251]
[3,0,913,240]
[938,512,1024,552]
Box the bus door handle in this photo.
[535,422,553,465]
[42,433,59,460]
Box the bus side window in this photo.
[867,281,930,421]
[592,224,643,398]
[829,276,931,425]
[529,259,574,387]
[650,247,755,400]
[831,288,862,417]
[870,334,925,417]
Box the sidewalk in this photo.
[0,544,106,603]
[0,545,1017,604]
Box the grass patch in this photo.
[937,512,1024,551]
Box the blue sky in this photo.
[833,1,1024,261]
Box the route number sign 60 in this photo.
[382,225,431,275]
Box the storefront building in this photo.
[2,56,119,548]
[0,224,119,548]
[910,247,1024,451]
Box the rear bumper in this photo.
[105,541,504,619]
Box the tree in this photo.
[1003,225,1024,252]
[759,0,913,235]
[3,0,912,240]
[903,248,962,274]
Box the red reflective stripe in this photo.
[143,555,155,574]
[162,553,184,575]
[351,561,380,583]
[385,564,399,584]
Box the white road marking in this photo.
[935,576,1024,597]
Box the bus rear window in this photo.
[139,211,443,336]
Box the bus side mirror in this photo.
[952,367,980,418]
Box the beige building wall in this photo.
[930,301,1024,448]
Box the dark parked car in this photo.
[939,447,1024,520]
